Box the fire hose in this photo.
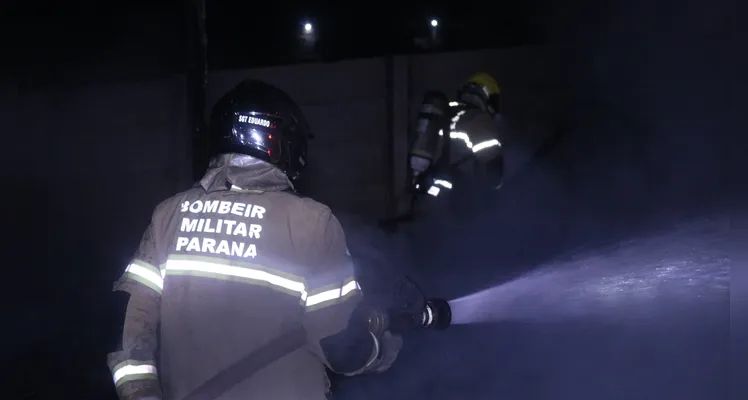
[184,276,450,400]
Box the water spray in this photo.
[446,217,731,326]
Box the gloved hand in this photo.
[370,331,403,373]
[116,383,162,400]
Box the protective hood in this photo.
[198,153,294,193]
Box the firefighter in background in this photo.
[107,80,403,400]
[409,72,504,204]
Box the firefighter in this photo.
[107,80,403,400]
[409,72,504,202]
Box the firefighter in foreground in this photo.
[408,72,504,210]
[107,80,403,400]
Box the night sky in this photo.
[1,0,545,79]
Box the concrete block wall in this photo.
[207,58,392,218]
[207,45,568,218]
[0,45,566,313]
[401,46,570,198]
[1,76,190,339]
[0,45,566,310]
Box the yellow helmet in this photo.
[466,72,501,96]
[458,72,501,115]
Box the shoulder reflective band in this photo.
[472,139,501,153]
[305,279,361,310]
[446,131,473,149]
[438,130,501,153]
[440,107,502,152]
[450,109,466,130]
[124,260,164,294]
[112,360,158,387]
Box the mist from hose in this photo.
[448,217,731,325]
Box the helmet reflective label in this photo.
[237,114,271,128]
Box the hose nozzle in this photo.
[367,298,452,335]
[420,298,452,330]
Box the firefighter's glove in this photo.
[370,331,403,373]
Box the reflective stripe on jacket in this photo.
[443,103,502,164]
[107,154,362,400]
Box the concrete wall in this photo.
[2,76,190,397]
[208,59,391,216]
[208,59,392,217]
[396,47,569,211]
[0,45,566,311]
[207,45,568,218]
[3,75,191,286]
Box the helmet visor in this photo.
[231,111,285,162]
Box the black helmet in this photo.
[208,80,313,180]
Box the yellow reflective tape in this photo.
[341,280,360,296]
[112,360,158,386]
[125,261,164,294]
[306,279,361,310]
[449,131,473,149]
[167,254,304,282]
[306,287,342,307]
[164,258,305,296]
[472,139,501,153]
[162,256,362,309]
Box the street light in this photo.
[430,18,439,44]
[299,20,317,59]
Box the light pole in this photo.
[299,20,317,60]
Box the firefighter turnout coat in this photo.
[107,154,362,400]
